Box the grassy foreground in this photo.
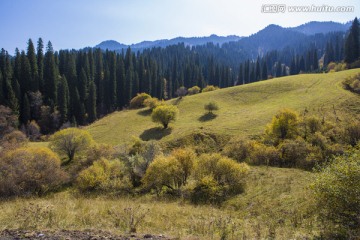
[0,167,316,239]
[86,69,360,145]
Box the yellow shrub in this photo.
[129,93,151,109]
[0,147,68,197]
[223,137,254,162]
[192,153,249,203]
[76,158,131,192]
[249,142,280,166]
[202,85,219,92]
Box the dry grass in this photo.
[0,166,317,239]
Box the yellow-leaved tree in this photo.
[49,128,94,164]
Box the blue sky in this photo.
[0,0,359,53]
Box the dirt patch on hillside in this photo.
[0,229,176,240]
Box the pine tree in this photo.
[108,51,117,109]
[299,56,305,72]
[116,56,125,108]
[290,57,296,75]
[43,41,57,106]
[94,49,104,113]
[37,38,44,92]
[13,49,21,83]
[255,58,261,81]
[78,68,88,102]
[5,81,19,114]
[261,61,268,80]
[87,81,97,123]
[313,50,319,71]
[27,39,39,91]
[20,93,30,124]
[20,50,31,94]
[57,75,69,123]
[238,64,243,85]
[345,17,360,64]
[125,67,134,104]
[276,62,282,77]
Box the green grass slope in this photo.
[87,69,360,145]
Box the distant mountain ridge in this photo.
[289,21,351,35]
[94,20,351,52]
[95,34,242,51]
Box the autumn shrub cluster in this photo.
[0,147,68,197]
[343,73,360,94]
[142,149,249,204]
[223,108,352,170]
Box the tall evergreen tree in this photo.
[116,56,125,108]
[238,63,244,85]
[27,39,39,91]
[313,50,319,71]
[37,38,44,92]
[20,51,31,94]
[345,17,360,64]
[78,68,88,102]
[57,75,69,123]
[43,41,57,106]
[261,61,268,80]
[87,81,97,123]
[255,58,261,81]
[20,93,30,124]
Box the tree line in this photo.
[0,18,358,135]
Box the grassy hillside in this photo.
[86,69,360,145]
[0,167,315,239]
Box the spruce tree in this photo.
[87,81,97,123]
[261,61,268,80]
[313,50,319,71]
[43,41,57,106]
[20,50,31,94]
[57,75,69,123]
[255,58,261,81]
[37,38,44,92]
[27,39,39,91]
[116,56,125,108]
[345,17,360,64]
[238,64,243,85]
[20,93,30,124]
[78,68,88,102]
[5,81,18,114]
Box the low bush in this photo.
[192,153,249,204]
[222,137,253,162]
[312,152,360,238]
[278,137,310,168]
[142,155,182,195]
[202,85,219,93]
[249,142,280,166]
[187,86,201,95]
[343,73,360,94]
[0,147,68,197]
[144,97,163,110]
[76,158,131,193]
[129,93,151,109]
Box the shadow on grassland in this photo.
[137,109,152,116]
[198,113,217,122]
[140,127,172,141]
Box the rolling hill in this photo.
[86,69,360,145]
